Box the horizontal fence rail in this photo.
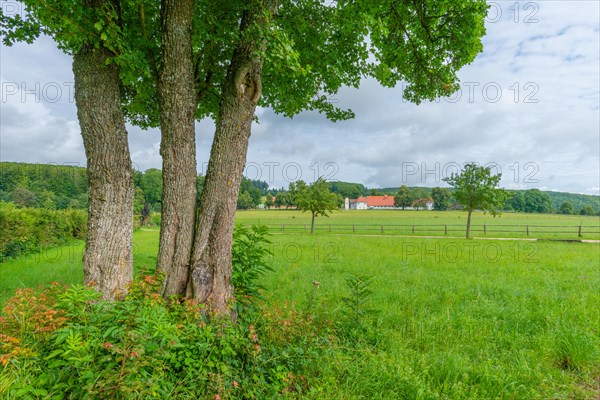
[248,223,600,239]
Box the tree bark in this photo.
[157,0,198,297]
[73,42,133,300]
[311,212,315,234]
[188,3,275,314]
[466,209,472,239]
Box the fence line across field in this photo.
[247,223,600,238]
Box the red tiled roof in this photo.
[349,196,368,204]
[366,195,394,207]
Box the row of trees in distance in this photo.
[3,162,597,216]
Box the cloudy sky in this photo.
[1,1,599,194]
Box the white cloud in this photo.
[0,2,598,195]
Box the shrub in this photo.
[0,274,350,398]
[232,224,273,316]
[0,202,86,262]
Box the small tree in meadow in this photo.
[443,164,507,239]
[296,178,339,234]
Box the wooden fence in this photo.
[251,223,600,239]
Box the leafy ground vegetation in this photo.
[1,212,598,398]
[0,202,86,261]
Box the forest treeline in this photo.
[1,162,598,215]
[0,162,268,213]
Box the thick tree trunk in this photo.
[73,44,133,300]
[157,0,198,297]
[188,5,273,314]
[466,210,472,239]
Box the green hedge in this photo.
[0,202,86,261]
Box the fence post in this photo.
[412,225,415,234]
[282,224,285,232]
[526,225,529,237]
[578,225,582,237]
[381,225,384,234]
[445,224,448,235]
[484,224,487,236]
[353,224,355,233]
[304,224,306,232]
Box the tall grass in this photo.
[1,213,598,398]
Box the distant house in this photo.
[345,195,395,210]
[345,196,368,210]
[344,195,434,210]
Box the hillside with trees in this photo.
[1,162,270,212]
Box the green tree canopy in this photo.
[559,201,575,215]
[431,187,451,211]
[523,189,553,213]
[394,185,414,210]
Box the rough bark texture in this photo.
[188,5,273,314]
[73,43,134,300]
[157,0,198,297]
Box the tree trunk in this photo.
[466,210,472,239]
[188,4,274,314]
[311,212,315,234]
[73,43,133,300]
[157,0,198,297]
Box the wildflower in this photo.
[103,342,114,350]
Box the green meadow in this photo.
[236,209,600,239]
[1,210,599,398]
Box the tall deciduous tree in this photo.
[523,189,553,214]
[157,0,198,298]
[394,185,414,210]
[431,187,452,211]
[264,193,274,209]
[296,178,339,234]
[3,0,489,312]
[2,1,135,299]
[187,1,280,312]
[559,201,575,215]
[443,163,507,239]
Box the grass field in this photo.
[1,211,599,398]
[236,209,600,239]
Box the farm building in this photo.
[344,195,434,210]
